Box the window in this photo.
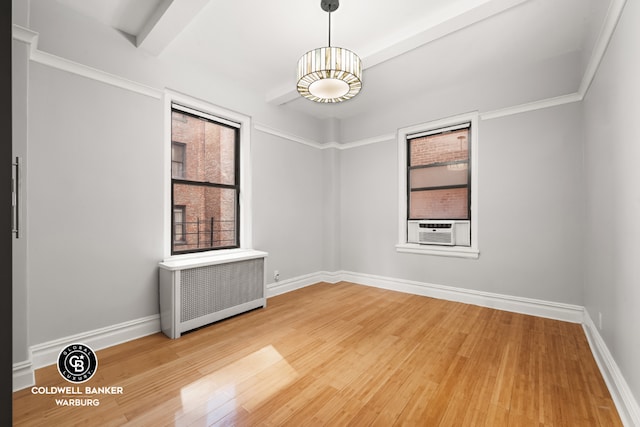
[170,103,240,254]
[397,113,479,258]
[173,206,186,244]
[408,124,470,220]
[171,142,186,179]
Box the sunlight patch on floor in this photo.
[176,345,299,424]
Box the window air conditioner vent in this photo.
[407,220,470,247]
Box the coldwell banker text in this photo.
[31,386,124,407]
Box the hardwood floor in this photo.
[13,282,622,426]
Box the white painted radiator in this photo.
[158,250,267,339]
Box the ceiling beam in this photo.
[136,0,210,56]
[266,0,530,106]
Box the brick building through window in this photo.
[407,124,470,220]
[171,105,239,254]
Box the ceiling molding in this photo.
[136,0,210,56]
[266,0,531,106]
[480,93,583,121]
[12,24,39,47]
[253,123,329,150]
[14,0,626,150]
[12,25,163,99]
[578,0,627,97]
[339,133,396,150]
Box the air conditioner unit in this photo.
[407,220,470,247]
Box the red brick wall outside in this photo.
[409,128,469,219]
[410,188,468,219]
[171,111,237,251]
[410,128,468,166]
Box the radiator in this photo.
[158,250,267,339]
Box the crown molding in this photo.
[12,25,162,100]
[13,0,628,150]
[578,0,628,97]
[12,25,38,46]
[340,133,396,150]
[253,123,330,149]
[254,122,395,151]
[479,92,583,121]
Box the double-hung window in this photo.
[408,123,471,221]
[397,112,479,258]
[170,103,240,255]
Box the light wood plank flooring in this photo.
[14,282,621,426]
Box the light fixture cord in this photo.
[328,10,332,47]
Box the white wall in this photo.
[252,131,326,282]
[583,0,640,408]
[322,148,342,272]
[339,104,585,304]
[27,64,164,344]
[13,0,327,359]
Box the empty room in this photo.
[10,0,640,425]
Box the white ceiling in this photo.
[55,0,610,120]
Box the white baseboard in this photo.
[12,360,35,392]
[266,271,341,297]
[583,310,640,427]
[337,270,584,323]
[14,314,161,391]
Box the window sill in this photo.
[160,248,268,271]
[395,243,479,259]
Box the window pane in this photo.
[410,163,468,189]
[205,121,236,185]
[171,111,236,185]
[173,207,185,242]
[409,188,468,219]
[409,128,468,167]
[171,143,185,162]
[172,161,183,179]
[171,143,185,179]
[172,183,237,252]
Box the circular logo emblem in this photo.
[57,343,98,384]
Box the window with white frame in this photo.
[165,91,252,258]
[397,113,479,258]
[170,104,240,254]
[408,124,470,221]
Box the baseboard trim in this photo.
[338,271,584,323]
[266,271,341,298]
[583,310,640,427]
[14,314,161,391]
[31,314,161,370]
[12,360,35,392]
[268,270,584,323]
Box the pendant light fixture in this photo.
[297,0,362,103]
